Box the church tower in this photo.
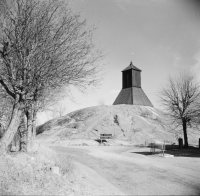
[113,62,153,107]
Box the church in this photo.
[113,62,153,107]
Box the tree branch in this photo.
[0,79,15,98]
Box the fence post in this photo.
[178,138,183,149]
[162,140,165,156]
[199,138,200,149]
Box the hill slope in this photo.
[37,105,200,146]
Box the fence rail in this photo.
[150,140,166,156]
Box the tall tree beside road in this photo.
[160,72,200,148]
[0,0,103,152]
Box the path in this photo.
[52,146,200,195]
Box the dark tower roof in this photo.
[122,62,141,72]
[113,87,153,107]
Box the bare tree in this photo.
[98,99,105,106]
[0,0,103,152]
[49,105,68,119]
[159,72,200,148]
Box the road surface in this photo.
[52,146,200,195]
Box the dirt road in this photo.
[52,146,200,195]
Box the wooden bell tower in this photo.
[113,62,153,107]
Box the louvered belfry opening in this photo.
[122,63,141,89]
[122,69,132,88]
[113,62,153,107]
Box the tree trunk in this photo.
[0,103,23,153]
[19,114,28,152]
[10,129,21,152]
[32,102,37,138]
[26,108,33,151]
[182,118,188,148]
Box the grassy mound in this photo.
[37,105,200,146]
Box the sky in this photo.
[38,0,200,124]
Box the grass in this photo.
[0,145,73,195]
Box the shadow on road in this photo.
[131,146,200,158]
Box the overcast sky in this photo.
[39,0,200,123]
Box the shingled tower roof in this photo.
[113,62,153,107]
[122,62,141,72]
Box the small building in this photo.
[113,62,153,107]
